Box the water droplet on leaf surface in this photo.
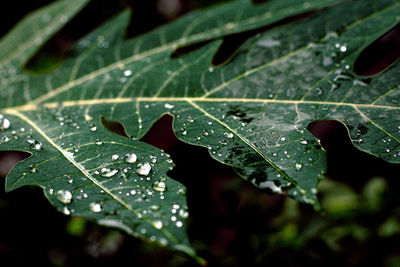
[136,163,151,176]
[125,153,137,163]
[89,202,102,213]
[56,190,72,204]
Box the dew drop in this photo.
[164,103,174,109]
[101,168,119,177]
[295,163,302,171]
[301,140,308,145]
[123,70,133,77]
[176,221,183,228]
[89,202,102,213]
[111,154,120,161]
[89,124,97,132]
[153,220,163,229]
[152,180,167,192]
[63,207,71,215]
[56,190,72,204]
[30,141,43,151]
[130,189,137,195]
[29,165,36,173]
[224,132,234,139]
[125,153,137,163]
[136,162,151,176]
[0,115,10,130]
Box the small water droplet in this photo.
[29,165,36,173]
[95,139,103,145]
[125,153,137,163]
[101,168,119,177]
[89,124,97,132]
[152,180,167,192]
[224,132,234,139]
[164,103,174,109]
[153,220,163,229]
[130,189,137,195]
[63,207,71,215]
[176,221,183,228]
[295,163,302,171]
[89,202,102,213]
[136,162,151,176]
[30,141,43,151]
[0,115,10,130]
[301,140,308,144]
[56,190,72,204]
[123,70,132,77]
[111,154,120,161]
[280,137,286,141]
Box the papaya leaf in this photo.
[1,0,400,260]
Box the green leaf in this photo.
[1,0,400,260]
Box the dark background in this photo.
[1,1,400,266]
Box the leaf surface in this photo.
[1,0,400,259]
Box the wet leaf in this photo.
[1,0,399,260]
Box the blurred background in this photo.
[1,0,400,266]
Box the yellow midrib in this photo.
[3,97,399,113]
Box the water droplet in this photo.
[101,168,119,177]
[56,190,72,204]
[89,202,102,213]
[0,115,10,130]
[260,181,282,194]
[301,140,308,144]
[149,205,160,211]
[125,153,137,163]
[153,220,163,229]
[181,130,187,136]
[340,45,347,52]
[30,141,42,151]
[63,207,71,215]
[89,124,97,132]
[164,103,174,109]
[111,154,120,161]
[311,188,318,194]
[136,162,151,176]
[224,132,234,139]
[280,137,286,141]
[95,139,103,145]
[208,67,214,72]
[26,164,36,173]
[295,163,302,171]
[176,221,183,228]
[179,209,189,219]
[124,70,132,77]
[152,180,167,192]
[178,187,186,196]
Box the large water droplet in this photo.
[56,190,72,204]
[125,153,137,163]
[136,162,151,176]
